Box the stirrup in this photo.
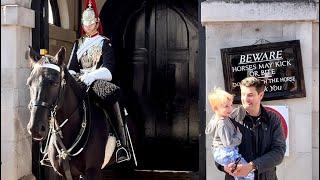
[116,147,131,163]
[115,141,131,163]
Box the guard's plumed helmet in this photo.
[81,3,97,26]
[80,0,103,35]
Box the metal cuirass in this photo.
[78,38,103,71]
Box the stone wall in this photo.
[1,1,35,179]
[201,1,318,180]
[312,19,319,180]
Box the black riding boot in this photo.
[107,102,131,163]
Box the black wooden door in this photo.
[122,1,199,171]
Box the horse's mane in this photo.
[62,67,87,102]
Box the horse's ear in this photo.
[27,46,41,66]
[55,46,66,65]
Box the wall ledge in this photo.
[1,5,34,28]
[201,1,318,25]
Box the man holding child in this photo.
[210,77,286,180]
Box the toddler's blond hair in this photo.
[206,87,234,134]
[208,87,234,112]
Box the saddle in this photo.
[72,72,121,106]
[90,79,121,106]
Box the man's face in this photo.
[240,86,263,115]
[83,22,98,35]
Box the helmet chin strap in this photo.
[85,30,99,37]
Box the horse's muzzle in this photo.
[27,121,47,141]
[27,111,49,141]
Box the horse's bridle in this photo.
[29,65,66,117]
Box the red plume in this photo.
[80,0,103,36]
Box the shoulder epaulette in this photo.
[77,36,86,46]
[101,36,112,46]
[100,35,110,41]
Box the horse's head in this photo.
[26,47,66,141]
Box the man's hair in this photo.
[208,87,234,112]
[240,77,265,93]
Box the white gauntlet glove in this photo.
[79,67,112,86]
[68,70,77,75]
[80,73,96,86]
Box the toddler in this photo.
[206,88,254,180]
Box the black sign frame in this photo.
[221,40,306,103]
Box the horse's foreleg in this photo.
[84,168,102,180]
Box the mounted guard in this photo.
[68,0,131,164]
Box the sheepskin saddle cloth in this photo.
[73,74,121,105]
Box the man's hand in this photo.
[224,163,236,175]
[231,163,252,177]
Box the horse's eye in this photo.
[40,81,57,86]
[50,81,60,86]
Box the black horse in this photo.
[26,47,121,179]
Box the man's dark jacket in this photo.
[215,105,286,180]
